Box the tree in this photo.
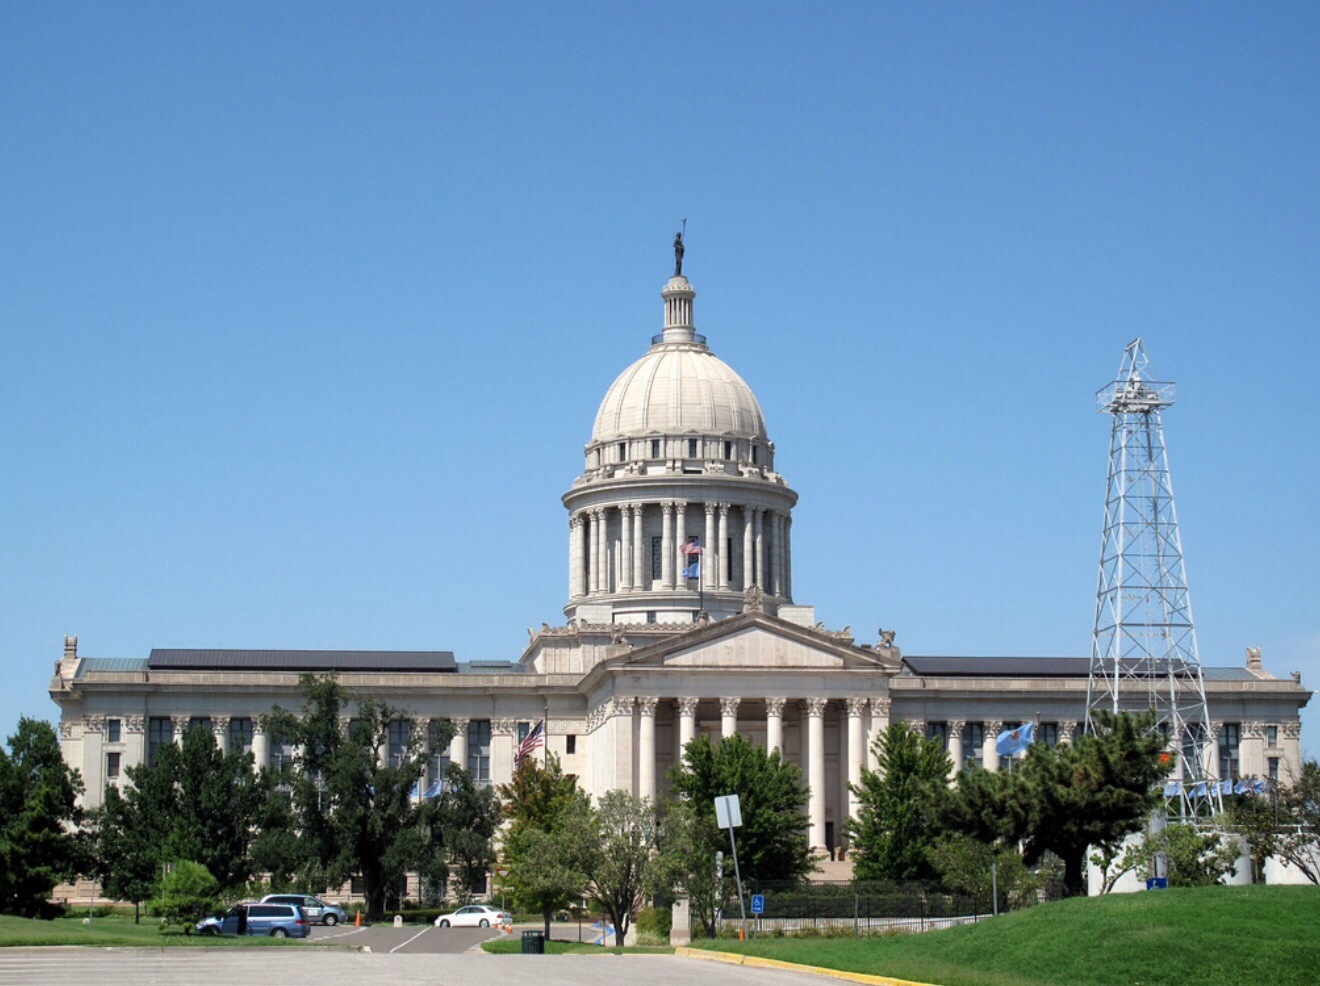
[433,763,500,900]
[149,860,220,930]
[668,734,811,883]
[1112,823,1238,888]
[926,833,1045,910]
[847,724,951,881]
[267,673,456,921]
[581,791,657,945]
[944,711,1166,896]
[90,786,160,922]
[0,717,86,917]
[651,797,723,937]
[498,755,592,935]
[1230,759,1320,884]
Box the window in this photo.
[1267,725,1279,746]
[516,722,531,744]
[468,720,492,785]
[106,719,121,743]
[270,731,294,771]
[426,720,451,790]
[688,438,698,458]
[229,717,254,753]
[646,611,657,624]
[1219,723,1241,780]
[965,723,985,766]
[566,734,577,755]
[925,722,948,752]
[752,445,759,465]
[1040,723,1059,747]
[105,752,121,779]
[617,442,626,462]
[388,720,409,769]
[724,440,732,460]
[999,723,1020,771]
[188,716,212,735]
[650,536,663,579]
[147,717,172,766]
[650,439,661,458]
[1268,757,1280,783]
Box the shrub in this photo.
[148,861,220,931]
[635,904,671,938]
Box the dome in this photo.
[591,343,767,443]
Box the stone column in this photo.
[983,720,1002,772]
[717,504,730,590]
[676,697,699,762]
[867,697,891,772]
[804,698,827,851]
[1281,722,1302,782]
[846,698,866,821]
[947,720,965,778]
[586,511,598,594]
[450,717,470,773]
[124,715,146,772]
[638,697,658,801]
[662,502,675,589]
[492,718,516,786]
[609,696,636,792]
[598,508,611,595]
[619,507,633,592]
[742,507,755,588]
[213,716,231,755]
[632,505,646,590]
[570,514,584,599]
[674,501,688,582]
[252,720,270,772]
[172,716,188,745]
[720,697,740,739]
[704,503,717,591]
[1059,721,1078,745]
[81,716,105,800]
[771,511,783,597]
[765,698,785,755]
[1242,722,1266,779]
[784,516,793,600]
[754,508,766,588]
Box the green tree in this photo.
[944,711,1166,896]
[498,755,592,935]
[1230,760,1320,885]
[0,718,86,917]
[926,833,1044,910]
[668,734,810,883]
[267,673,455,921]
[847,724,951,881]
[1119,823,1239,887]
[89,786,160,922]
[581,791,656,945]
[650,797,723,938]
[149,859,220,930]
[434,763,501,899]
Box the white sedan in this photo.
[433,904,510,928]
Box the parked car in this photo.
[433,904,510,928]
[259,894,348,926]
[195,902,309,938]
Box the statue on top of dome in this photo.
[673,219,686,277]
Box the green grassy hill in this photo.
[715,885,1319,986]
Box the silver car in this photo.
[259,894,349,926]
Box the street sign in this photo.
[750,894,765,915]
[1146,877,1168,890]
[715,794,742,829]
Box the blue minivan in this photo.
[196,902,309,938]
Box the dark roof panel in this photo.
[903,656,1249,679]
[147,649,457,673]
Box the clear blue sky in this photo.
[2,3,1316,752]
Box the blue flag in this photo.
[995,722,1036,757]
[1163,780,1183,798]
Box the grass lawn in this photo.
[0,913,305,948]
[709,885,1319,986]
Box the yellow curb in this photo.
[675,946,940,986]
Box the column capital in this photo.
[947,720,965,738]
[252,718,268,737]
[124,715,145,734]
[637,696,659,716]
[451,716,471,732]
[212,715,231,734]
[718,502,731,515]
[1244,721,1266,739]
[661,501,674,516]
[676,697,700,716]
[1282,721,1301,739]
[569,513,584,530]
[845,697,867,718]
[870,697,892,717]
[802,697,827,718]
[338,715,353,735]
[171,716,190,736]
[610,695,635,716]
[765,697,787,716]
[705,502,717,516]
[493,717,516,736]
[984,719,1004,735]
[905,718,925,733]
[719,696,741,717]
[1059,721,1078,742]
[82,715,105,734]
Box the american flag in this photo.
[680,539,702,556]
[515,720,545,765]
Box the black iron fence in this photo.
[725,880,998,936]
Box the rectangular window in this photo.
[646,611,657,624]
[965,723,984,765]
[651,536,663,580]
[566,734,577,755]
[228,717,254,753]
[426,720,451,789]
[1268,757,1280,783]
[1267,725,1279,746]
[752,445,759,465]
[1219,723,1241,780]
[650,439,661,458]
[724,440,732,460]
[1040,723,1059,747]
[618,442,626,461]
[106,719,121,744]
[188,716,212,736]
[468,720,492,786]
[388,720,409,769]
[105,752,121,779]
[269,730,294,772]
[924,722,948,752]
[147,717,172,766]
[688,438,698,458]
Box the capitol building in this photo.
[51,254,1310,867]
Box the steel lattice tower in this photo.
[1085,338,1221,820]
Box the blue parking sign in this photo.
[750,894,765,915]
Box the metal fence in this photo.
[724,880,995,936]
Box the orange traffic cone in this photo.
[354,911,362,928]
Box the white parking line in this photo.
[389,926,431,953]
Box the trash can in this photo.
[521,930,546,954]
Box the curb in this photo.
[674,946,941,986]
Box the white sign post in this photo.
[714,794,748,939]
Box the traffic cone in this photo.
[354,911,362,928]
